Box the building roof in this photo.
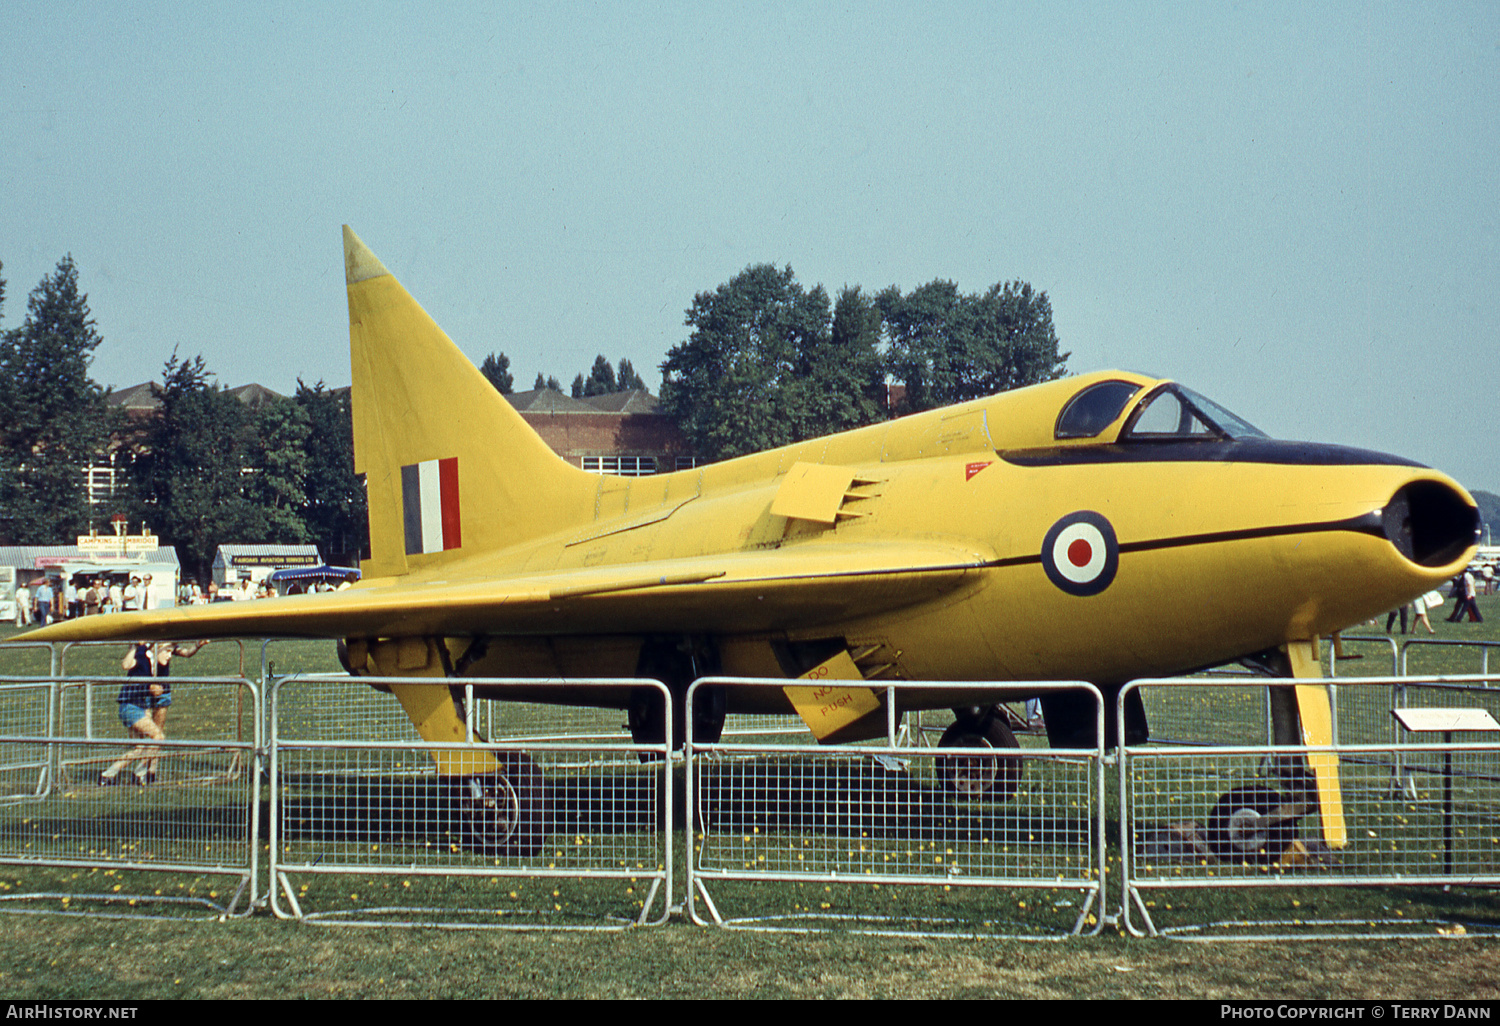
[503,388,663,415]
[0,545,181,570]
[503,389,599,414]
[214,544,321,559]
[107,381,286,412]
[106,382,161,411]
[579,389,662,414]
[227,383,285,409]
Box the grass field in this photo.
[0,599,1495,999]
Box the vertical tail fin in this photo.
[344,226,597,578]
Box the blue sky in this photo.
[3,2,1497,494]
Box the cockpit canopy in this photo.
[1055,379,1267,443]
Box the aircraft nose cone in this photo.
[1381,480,1479,568]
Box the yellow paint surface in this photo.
[1287,638,1348,849]
[783,650,880,739]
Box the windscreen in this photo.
[1121,384,1267,441]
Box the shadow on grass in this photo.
[695,757,1092,845]
[274,757,1093,849]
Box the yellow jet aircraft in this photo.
[29,226,1480,860]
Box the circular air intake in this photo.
[1382,481,1479,568]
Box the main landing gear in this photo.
[628,636,726,751]
[453,750,546,858]
[934,705,1024,800]
[353,640,549,859]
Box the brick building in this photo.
[84,383,695,517]
[83,381,292,513]
[505,388,697,476]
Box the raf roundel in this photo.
[1041,511,1119,597]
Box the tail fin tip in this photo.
[343,225,390,286]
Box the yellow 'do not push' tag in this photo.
[782,650,881,741]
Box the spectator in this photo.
[99,640,207,785]
[33,578,54,627]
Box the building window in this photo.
[581,456,658,476]
[674,457,701,471]
[83,462,119,507]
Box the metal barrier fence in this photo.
[0,642,57,679]
[684,678,1106,938]
[1140,673,1270,748]
[3,628,1498,939]
[1326,635,1400,678]
[0,674,261,918]
[61,638,253,680]
[1146,640,1468,752]
[1402,639,1500,677]
[269,675,674,929]
[1387,677,1500,804]
[1118,676,1500,939]
[0,681,55,805]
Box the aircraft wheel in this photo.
[936,716,1023,800]
[458,751,545,858]
[1205,785,1298,865]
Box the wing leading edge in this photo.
[22,540,991,644]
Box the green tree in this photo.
[244,398,311,545]
[660,264,857,461]
[566,355,646,398]
[583,354,617,397]
[0,256,111,542]
[533,373,562,392]
[616,358,645,391]
[879,279,1068,413]
[125,355,259,582]
[480,352,513,394]
[294,382,367,563]
[792,285,886,438]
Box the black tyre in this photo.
[458,751,545,858]
[1205,785,1298,865]
[936,716,1023,800]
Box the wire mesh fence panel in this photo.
[0,683,54,802]
[1133,671,1496,752]
[470,698,632,745]
[1141,680,1269,747]
[685,679,1105,938]
[58,680,257,763]
[1328,680,1403,747]
[0,645,55,679]
[0,676,260,918]
[1120,678,1500,939]
[1401,640,1500,678]
[1387,679,1500,801]
[59,639,255,682]
[269,675,672,929]
[721,712,815,742]
[274,674,424,756]
[1325,635,1400,678]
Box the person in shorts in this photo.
[99,640,207,785]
